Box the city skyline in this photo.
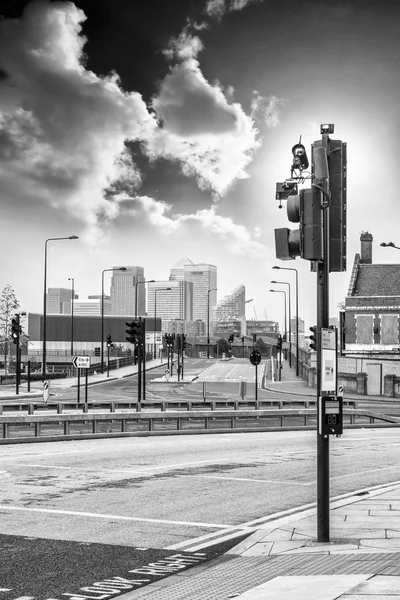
[1,0,400,333]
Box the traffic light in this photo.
[182,334,186,350]
[277,335,282,352]
[126,320,141,344]
[228,334,234,343]
[309,326,318,351]
[106,334,113,348]
[11,315,20,344]
[275,188,323,262]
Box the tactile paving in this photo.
[134,551,400,599]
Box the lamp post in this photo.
[135,279,155,319]
[381,242,400,250]
[270,289,287,345]
[271,280,291,368]
[154,287,171,359]
[68,277,74,357]
[42,235,79,381]
[207,288,217,359]
[273,265,299,377]
[101,267,127,374]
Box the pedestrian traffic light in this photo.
[11,315,20,344]
[274,188,323,262]
[106,334,113,348]
[309,326,318,351]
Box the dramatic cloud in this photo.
[118,196,268,257]
[148,59,260,197]
[0,0,156,241]
[163,27,204,61]
[251,92,284,127]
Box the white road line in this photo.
[0,449,92,461]
[16,464,71,470]
[179,474,314,486]
[331,465,400,480]
[0,505,229,529]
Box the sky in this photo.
[1,0,400,332]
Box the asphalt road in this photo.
[1,428,400,596]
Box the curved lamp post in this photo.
[135,279,155,319]
[101,267,127,374]
[68,277,74,357]
[381,242,400,250]
[154,287,171,359]
[43,235,79,380]
[269,289,287,342]
[273,265,299,376]
[271,280,291,368]
[207,288,217,359]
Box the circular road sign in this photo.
[249,350,261,366]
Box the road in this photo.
[1,428,400,596]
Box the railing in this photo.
[1,407,398,442]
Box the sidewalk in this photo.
[264,360,394,403]
[129,481,400,599]
[0,358,170,400]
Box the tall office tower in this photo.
[73,298,112,316]
[110,266,145,316]
[169,256,194,281]
[147,281,193,321]
[183,263,217,322]
[212,285,245,322]
[46,288,74,314]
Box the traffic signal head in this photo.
[11,316,20,344]
[126,320,143,344]
[292,143,309,172]
[277,335,282,351]
[309,326,318,351]
[228,334,234,343]
[106,334,113,348]
[182,334,186,349]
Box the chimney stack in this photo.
[360,231,373,264]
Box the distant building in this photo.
[147,281,193,322]
[46,288,75,314]
[73,299,112,316]
[212,285,246,322]
[183,262,217,323]
[110,266,145,316]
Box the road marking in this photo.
[331,465,400,480]
[0,505,228,529]
[16,464,71,470]
[0,449,92,461]
[179,474,314,486]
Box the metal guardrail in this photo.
[0,408,399,441]
[0,397,358,415]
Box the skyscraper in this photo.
[148,281,193,321]
[213,285,245,322]
[46,288,75,314]
[110,266,145,316]
[184,263,217,322]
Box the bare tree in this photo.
[0,285,20,375]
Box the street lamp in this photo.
[68,277,74,356]
[135,279,155,319]
[271,280,291,368]
[42,235,79,381]
[154,287,171,359]
[101,267,127,374]
[273,265,299,376]
[381,242,400,250]
[270,289,287,343]
[207,287,217,359]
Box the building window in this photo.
[381,314,399,345]
[356,315,373,344]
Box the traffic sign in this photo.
[249,350,261,366]
[72,356,91,369]
[43,380,50,403]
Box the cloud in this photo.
[0,0,157,241]
[163,27,204,61]
[205,0,264,20]
[118,196,268,257]
[251,92,284,127]
[147,59,260,197]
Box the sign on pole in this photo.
[249,350,261,366]
[321,328,337,395]
[43,380,50,403]
[72,356,91,369]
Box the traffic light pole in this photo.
[316,133,330,543]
